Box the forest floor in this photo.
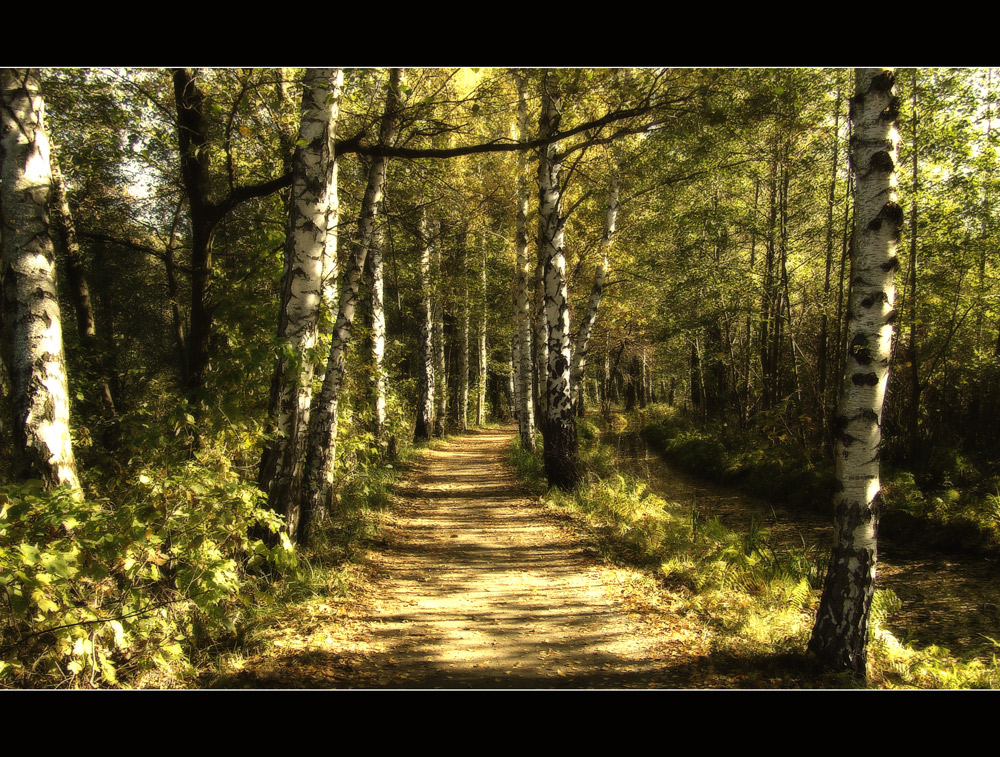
[210,426,732,689]
[607,429,1000,664]
[205,424,1000,690]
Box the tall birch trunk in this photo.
[512,71,536,450]
[298,69,400,544]
[369,223,388,446]
[433,220,447,436]
[809,68,902,679]
[0,69,80,492]
[458,235,470,432]
[477,234,488,426]
[571,168,619,414]
[316,157,339,386]
[414,211,436,442]
[534,240,549,427]
[537,72,580,489]
[259,68,342,530]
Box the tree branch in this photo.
[78,231,194,274]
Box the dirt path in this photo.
[352,427,697,688]
[217,426,711,689]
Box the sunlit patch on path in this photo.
[355,426,695,688]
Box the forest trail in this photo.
[346,426,694,688]
[219,426,712,689]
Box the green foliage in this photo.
[641,404,834,513]
[507,435,546,492]
[0,449,294,688]
[510,425,821,660]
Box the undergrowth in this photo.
[0,390,411,689]
[640,403,1000,554]
[509,414,1000,688]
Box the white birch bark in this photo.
[318,157,339,366]
[477,233,488,426]
[0,69,80,492]
[414,210,436,441]
[458,243,470,432]
[433,220,447,436]
[809,68,903,678]
[511,336,520,413]
[260,68,342,528]
[506,350,516,418]
[370,223,387,443]
[537,72,580,489]
[534,246,549,425]
[571,169,619,413]
[513,71,536,450]
[298,69,400,543]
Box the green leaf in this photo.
[36,595,59,613]
[41,553,77,580]
[18,543,41,566]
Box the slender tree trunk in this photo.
[512,71,536,450]
[477,234,488,426]
[778,149,801,412]
[507,343,517,419]
[414,211,436,442]
[744,177,759,425]
[258,69,342,532]
[571,168,619,414]
[316,156,339,386]
[299,69,400,544]
[601,344,611,415]
[537,72,580,489]
[639,348,648,409]
[534,227,549,429]
[162,198,190,385]
[49,153,117,419]
[433,220,448,436]
[369,223,388,448]
[760,154,778,410]
[458,234,470,432]
[809,68,903,679]
[0,69,81,492]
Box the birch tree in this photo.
[414,211,436,442]
[458,232,470,431]
[259,68,342,527]
[513,74,536,449]
[433,219,447,436]
[476,232,488,426]
[0,69,80,491]
[368,223,388,446]
[808,68,903,678]
[298,68,401,544]
[537,72,580,489]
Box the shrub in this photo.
[0,454,294,688]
